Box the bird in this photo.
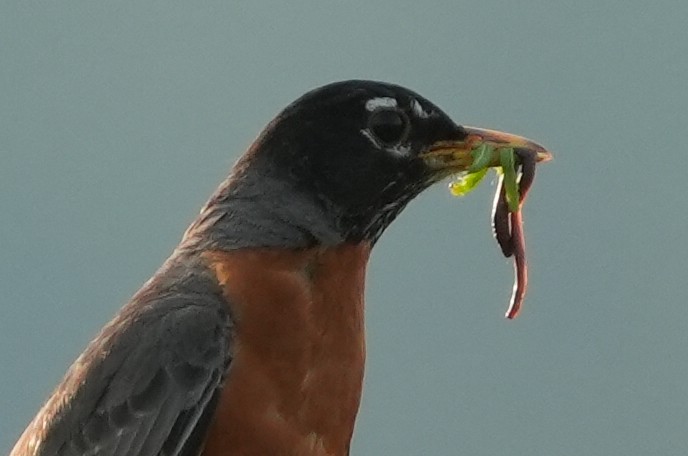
[9,80,551,456]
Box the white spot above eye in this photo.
[365,97,397,111]
[411,98,430,119]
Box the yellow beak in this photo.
[420,126,553,176]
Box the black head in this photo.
[185,80,550,249]
[231,80,465,243]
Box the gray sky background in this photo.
[2,1,687,454]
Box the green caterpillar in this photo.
[449,145,520,212]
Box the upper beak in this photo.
[420,126,553,176]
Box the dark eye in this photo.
[368,108,410,146]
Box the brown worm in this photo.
[493,149,537,319]
[492,176,513,258]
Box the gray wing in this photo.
[10,282,233,456]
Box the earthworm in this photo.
[492,177,513,258]
[493,148,537,319]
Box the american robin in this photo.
[10,80,551,456]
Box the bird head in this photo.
[188,80,551,248]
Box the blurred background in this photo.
[2,1,687,454]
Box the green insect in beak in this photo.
[449,145,520,212]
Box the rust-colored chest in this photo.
[201,243,371,456]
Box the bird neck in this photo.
[180,172,345,251]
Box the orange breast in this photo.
[201,243,371,456]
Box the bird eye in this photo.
[368,108,410,146]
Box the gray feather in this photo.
[9,252,234,456]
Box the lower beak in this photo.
[420,126,553,176]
